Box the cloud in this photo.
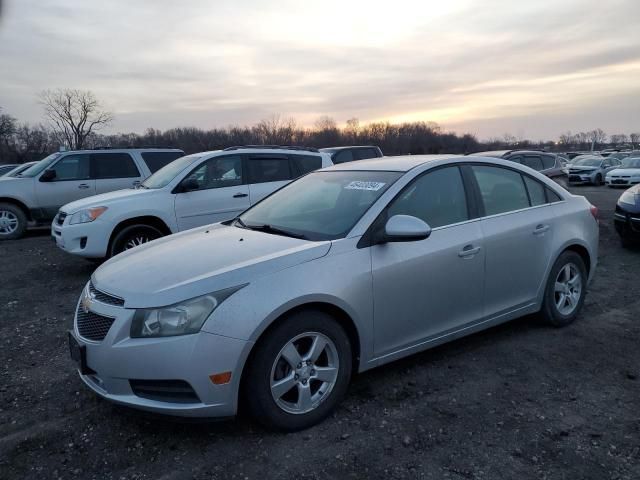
[0,0,638,140]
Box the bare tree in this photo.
[630,133,640,148]
[344,117,360,141]
[8,124,52,163]
[39,89,113,150]
[588,128,607,150]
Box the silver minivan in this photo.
[70,155,598,431]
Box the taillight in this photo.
[590,205,599,223]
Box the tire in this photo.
[109,224,163,257]
[243,310,352,431]
[620,235,634,249]
[539,251,588,327]
[594,174,603,186]
[0,202,27,240]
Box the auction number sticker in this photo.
[345,181,386,191]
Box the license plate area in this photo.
[68,331,94,375]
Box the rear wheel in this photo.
[243,310,352,431]
[0,202,27,240]
[109,224,163,257]
[540,251,587,327]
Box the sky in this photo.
[0,0,639,141]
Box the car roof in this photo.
[319,146,379,152]
[60,148,184,154]
[197,147,327,157]
[324,154,470,172]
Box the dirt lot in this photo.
[1,185,639,480]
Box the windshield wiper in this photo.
[234,217,248,229]
[242,222,308,240]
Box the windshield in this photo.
[238,170,401,241]
[19,153,62,177]
[621,157,640,168]
[141,154,202,189]
[573,158,602,167]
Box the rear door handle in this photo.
[78,184,91,189]
[458,245,481,258]
[233,193,248,198]
[533,224,550,235]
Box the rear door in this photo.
[92,152,143,194]
[470,165,556,317]
[246,154,294,204]
[35,153,95,217]
[174,154,249,230]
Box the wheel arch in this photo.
[107,215,172,253]
[0,197,32,221]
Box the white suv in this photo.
[52,146,332,259]
[0,148,184,239]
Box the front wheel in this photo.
[539,251,587,327]
[109,224,163,257]
[594,174,603,186]
[243,310,352,431]
[0,202,27,240]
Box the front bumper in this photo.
[567,172,597,184]
[52,212,111,258]
[614,207,640,239]
[70,289,252,417]
[606,177,640,187]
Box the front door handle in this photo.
[533,224,550,235]
[233,193,248,198]
[78,184,91,189]
[458,244,481,258]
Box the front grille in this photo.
[129,379,201,404]
[76,304,115,341]
[89,281,124,307]
[56,212,67,226]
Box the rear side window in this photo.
[387,167,469,228]
[51,154,90,180]
[333,149,354,164]
[521,155,544,171]
[523,176,546,206]
[354,148,380,160]
[91,153,140,179]
[542,155,556,169]
[291,154,322,176]
[141,151,184,173]
[248,157,292,184]
[472,165,530,216]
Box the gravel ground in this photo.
[1,185,639,480]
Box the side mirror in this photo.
[180,177,199,192]
[379,215,432,243]
[39,169,56,182]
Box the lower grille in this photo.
[76,304,115,341]
[129,379,200,404]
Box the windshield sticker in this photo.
[345,181,386,191]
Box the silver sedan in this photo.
[69,155,599,431]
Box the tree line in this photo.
[1,89,638,164]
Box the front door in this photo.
[370,166,485,357]
[174,155,249,231]
[35,153,95,218]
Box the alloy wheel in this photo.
[269,332,339,415]
[554,263,583,315]
[0,210,19,235]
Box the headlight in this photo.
[69,206,108,225]
[619,191,637,205]
[130,285,246,338]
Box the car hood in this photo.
[62,188,153,213]
[608,168,640,176]
[92,223,332,308]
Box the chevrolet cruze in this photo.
[69,155,599,431]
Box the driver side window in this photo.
[185,156,243,191]
[51,154,90,181]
